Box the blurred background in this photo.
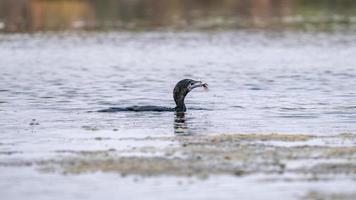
[0,0,356,32]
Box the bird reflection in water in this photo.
[174,112,191,135]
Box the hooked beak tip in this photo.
[188,81,208,91]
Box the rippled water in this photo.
[1,31,356,136]
[1,31,356,200]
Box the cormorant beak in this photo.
[187,81,208,91]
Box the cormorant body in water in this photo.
[98,79,208,113]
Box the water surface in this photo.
[1,31,356,136]
[1,29,356,200]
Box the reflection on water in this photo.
[0,0,356,32]
[174,112,190,135]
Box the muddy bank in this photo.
[0,133,355,200]
[2,133,355,179]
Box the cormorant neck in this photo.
[175,96,186,112]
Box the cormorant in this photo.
[98,79,208,113]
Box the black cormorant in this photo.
[98,79,208,113]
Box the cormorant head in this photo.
[173,79,207,112]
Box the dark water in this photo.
[0,0,356,32]
[1,31,356,136]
